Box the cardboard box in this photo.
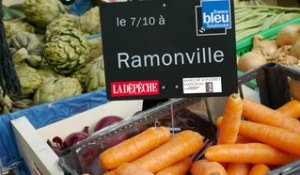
[11,100,143,175]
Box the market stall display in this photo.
[53,63,299,175]
[0,1,109,174]
[1,0,300,175]
[238,22,300,72]
[1,0,104,114]
[1,1,297,111]
[236,16,300,89]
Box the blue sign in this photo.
[201,0,232,29]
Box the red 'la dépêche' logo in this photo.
[111,80,160,97]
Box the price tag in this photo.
[100,0,237,100]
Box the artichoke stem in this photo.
[87,34,101,50]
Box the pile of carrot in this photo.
[204,94,300,175]
[99,127,204,175]
[96,94,300,175]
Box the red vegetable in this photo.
[102,132,130,150]
[63,126,90,148]
[94,115,123,132]
[47,139,62,155]
[78,144,100,169]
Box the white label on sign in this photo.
[183,77,222,94]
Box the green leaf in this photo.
[3,5,25,20]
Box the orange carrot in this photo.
[115,163,154,175]
[248,164,270,175]
[99,126,171,170]
[102,171,115,175]
[239,120,300,156]
[190,159,227,175]
[217,117,255,143]
[277,99,300,119]
[242,98,300,134]
[205,143,298,166]
[132,130,203,173]
[226,163,250,175]
[156,157,192,175]
[236,135,255,143]
[218,93,243,144]
[216,116,222,128]
[218,117,300,156]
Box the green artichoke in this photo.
[15,63,43,96]
[36,34,46,43]
[33,77,82,104]
[71,56,105,92]
[36,66,62,83]
[12,48,29,64]
[45,13,79,40]
[0,88,13,114]
[23,0,66,28]
[79,6,101,35]
[12,98,34,110]
[10,31,43,67]
[71,61,92,89]
[86,56,106,91]
[10,31,41,53]
[43,28,91,75]
[88,35,103,58]
[4,18,35,38]
[27,55,43,68]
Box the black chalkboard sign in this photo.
[100,0,237,100]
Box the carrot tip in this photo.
[231,93,240,99]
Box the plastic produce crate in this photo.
[236,16,300,89]
[0,1,107,174]
[239,63,300,174]
[57,63,300,175]
[58,97,220,175]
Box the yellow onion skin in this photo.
[238,51,267,72]
[253,35,278,57]
[290,78,300,101]
[290,41,300,59]
[276,24,300,47]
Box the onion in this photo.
[94,115,123,132]
[63,127,90,148]
[238,51,267,72]
[289,40,300,59]
[102,132,129,150]
[290,78,300,101]
[276,24,300,46]
[78,144,100,168]
[252,35,278,57]
[236,55,240,65]
[47,139,62,155]
[283,55,299,65]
